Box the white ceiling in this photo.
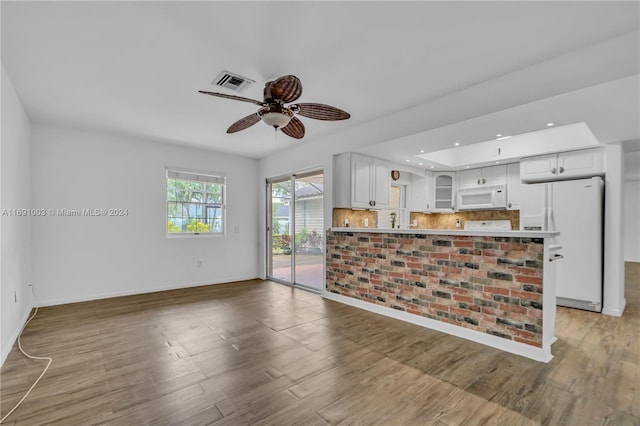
[2,1,639,162]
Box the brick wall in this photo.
[326,231,545,347]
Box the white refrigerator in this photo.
[520,176,604,312]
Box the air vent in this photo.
[213,70,255,92]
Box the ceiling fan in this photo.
[199,75,350,139]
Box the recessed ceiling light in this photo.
[418,162,423,166]
[496,134,502,137]
[496,161,500,164]
[420,150,424,153]
[430,166,434,169]
[547,122,554,127]
[454,142,460,146]
[405,159,410,162]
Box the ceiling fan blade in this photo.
[265,75,303,103]
[292,103,351,121]
[227,113,261,134]
[280,116,305,139]
[198,91,265,106]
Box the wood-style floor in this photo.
[1,264,638,425]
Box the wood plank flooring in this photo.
[1,263,638,425]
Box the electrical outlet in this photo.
[412,219,418,226]
[364,218,369,227]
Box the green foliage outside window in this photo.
[167,175,224,234]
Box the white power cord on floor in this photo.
[0,307,53,424]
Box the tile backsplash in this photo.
[333,208,378,228]
[333,208,519,230]
[410,210,520,230]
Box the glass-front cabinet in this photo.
[430,172,456,212]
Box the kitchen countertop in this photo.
[330,227,559,239]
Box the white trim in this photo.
[1,304,34,367]
[34,275,259,308]
[602,298,626,317]
[322,291,553,363]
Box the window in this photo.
[166,169,225,235]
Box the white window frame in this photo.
[166,167,226,238]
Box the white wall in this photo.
[624,181,640,262]
[1,65,33,364]
[624,150,640,262]
[31,124,260,306]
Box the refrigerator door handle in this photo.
[549,253,564,262]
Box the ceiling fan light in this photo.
[261,112,292,128]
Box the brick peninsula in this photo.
[325,228,561,362]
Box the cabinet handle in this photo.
[482,178,486,184]
[369,200,373,207]
[559,167,564,174]
[477,179,481,185]
[508,202,512,208]
[551,167,557,175]
[451,206,455,210]
[373,200,376,206]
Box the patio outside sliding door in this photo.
[293,171,324,291]
[268,176,292,284]
[267,170,324,291]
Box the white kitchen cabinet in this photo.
[407,171,432,212]
[457,165,507,189]
[430,172,456,212]
[506,162,521,210]
[520,148,603,183]
[333,152,390,209]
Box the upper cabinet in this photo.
[506,163,521,210]
[334,153,390,209]
[430,172,456,212]
[457,164,507,189]
[520,148,603,183]
[407,171,431,212]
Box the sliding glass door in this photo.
[268,177,292,283]
[267,170,324,292]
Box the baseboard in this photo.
[602,298,627,317]
[34,274,260,308]
[322,291,553,363]
[1,304,34,367]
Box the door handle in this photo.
[549,253,564,262]
[559,167,564,174]
[551,167,557,174]
[482,178,486,184]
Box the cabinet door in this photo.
[351,155,373,208]
[432,173,456,212]
[520,154,558,182]
[482,164,507,186]
[372,160,391,208]
[506,163,521,210]
[557,149,603,180]
[408,173,427,212]
[457,168,482,188]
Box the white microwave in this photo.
[456,185,507,211]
